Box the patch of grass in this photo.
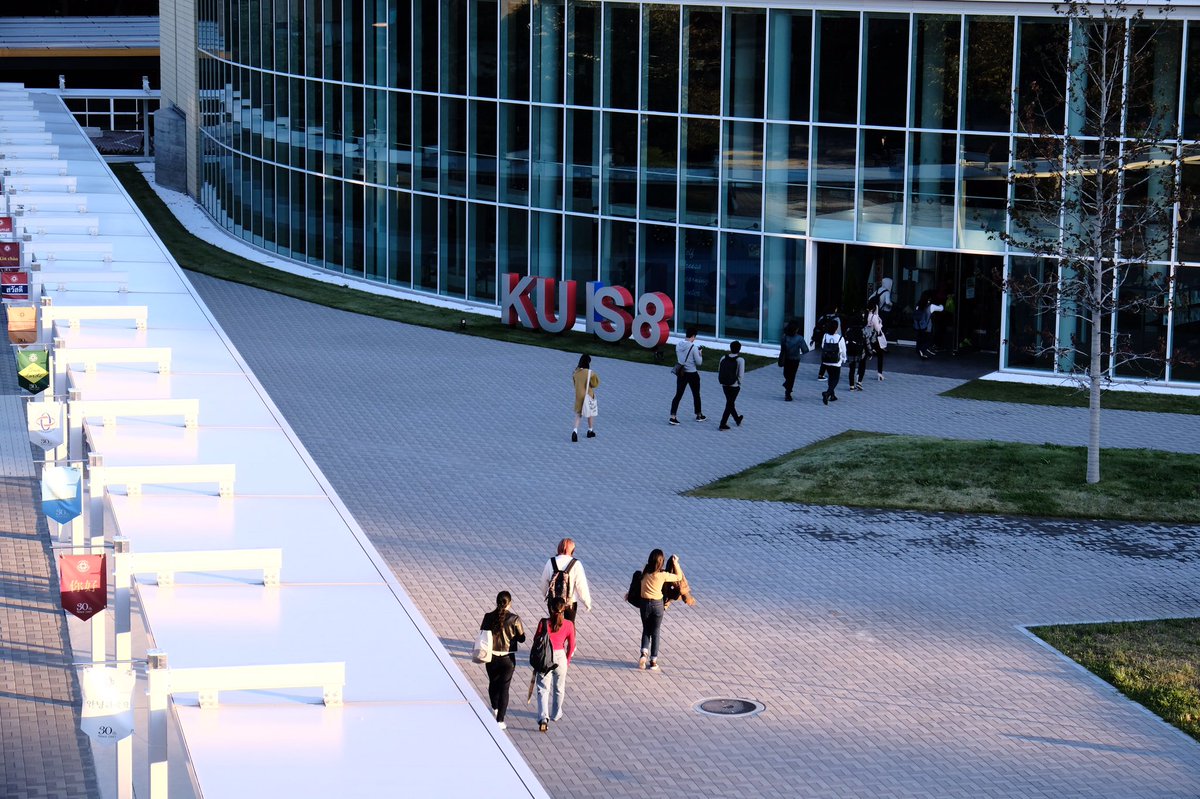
[686,430,1200,522]
[942,379,1200,416]
[111,164,772,372]
[1032,619,1200,743]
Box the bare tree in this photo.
[995,0,1186,483]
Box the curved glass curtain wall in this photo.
[195,1,1200,380]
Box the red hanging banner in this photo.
[59,554,107,621]
[0,216,13,235]
[0,241,20,268]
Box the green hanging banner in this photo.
[15,347,49,395]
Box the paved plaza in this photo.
[180,272,1200,798]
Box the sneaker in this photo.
[822,391,829,406]
[718,424,731,431]
[785,393,793,402]
[735,414,744,427]
[638,654,647,670]
[586,430,596,439]
[830,394,839,402]
[648,661,660,671]
[877,373,885,381]
[669,417,680,426]
[696,414,707,422]
[497,721,507,730]
[571,431,578,442]
[538,720,548,733]
[816,374,825,380]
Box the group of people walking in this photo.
[475,537,692,734]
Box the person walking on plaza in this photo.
[571,354,600,442]
[479,591,525,730]
[669,327,706,425]
[913,290,945,359]
[811,308,840,381]
[535,597,576,733]
[717,341,746,431]
[540,537,592,623]
[843,314,866,392]
[779,320,808,401]
[637,549,682,672]
[866,299,887,381]
[820,317,846,405]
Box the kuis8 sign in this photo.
[500,274,674,349]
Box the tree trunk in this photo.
[1087,295,1102,484]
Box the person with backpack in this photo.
[533,597,576,733]
[669,327,706,425]
[913,290,944,359]
[540,537,592,623]
[779,319,808,401]
[637,549,683,672]
[478,591,525,731]
[811,308,839,381]
[819,317,846,405]
[842,315,866,392]
[865,299,887,380]
[717,341,746,431]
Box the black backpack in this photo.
[545,557,577,603]
[821,336,842,363]
[528,619,558,674]
[718,355,740,386]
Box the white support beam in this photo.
[57,346,170,374]
[89,464,236,498]
[70,398,198,429]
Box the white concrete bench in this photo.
[11,194,87,213]
[41,304,147,332]
[0,131,53,145]
[21,215,98,235]
[30,240,111,262]
[0,120,46,132]
[33,270,128,292]
[6,175,77,193]
[57,346,170,374]
[4,159,69,176]
[0,100,35,110]
[0,145,59,159]
[89,463,236,498]
[70,398,198,429]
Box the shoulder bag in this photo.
[581,370,599,418]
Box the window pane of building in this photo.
[565,215,598,315]
[567,2,601,107]
[415,93,439,192]
[1005,256,1055,372]
[470,100,498,201]
[767,10,811,122]
[1016,17,1068,133]
[959,134,1009,251]
[863,14,908,128]
[1171,266,1200,382]
[812,125,856,238]
[414,194,438,291]
[815,11,859,124]
[642,114,678,222]
[566,109,599,213]
[640,223,676,297]
[532,106,563,209]
[603,111,639,216]
[343,182,363,274]
[470,0,498,97]
[601,218,637,290]
[501,0,530,100]
[469,203,498,302]
[682,117,719,225]
[762,236,805,343]
[645,5,680,113]
[964,16,1013,132]
[1114,264,1170,379]
[605,4,640,109]
[725,9,766,119]
[912,15,960,130]
[499,207,528,275]
[440,199,468,296]
[440,97,467,196]
[679,228,717,336]
[859,128,905,244]
[390,189,412,285]
[682,7,721,116]
[1127,20,1181,139]
[721,233,762,339]
[530,210,562,278]
[764,123,808,234]
[1185,22,1200,139]
[499,102,529,203]
[533,0,564,104]
[723,120,763,230]
[442,0,467,95]
[907,131,956,247]
[414,0,438,92]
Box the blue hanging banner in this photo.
[42,465,82,525]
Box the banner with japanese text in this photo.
[59,553,105,621]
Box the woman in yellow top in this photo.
[571,354,600,442]
[638,549,681,671]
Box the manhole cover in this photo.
[693,698,765,718]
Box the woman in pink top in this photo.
[535,597,576,732]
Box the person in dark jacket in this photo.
[480,591,525,730]
[843,313,867,392]
[779,320,808,401]
[811,309,839,381]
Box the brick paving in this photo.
[185,271,1200,798]
[0,355,99,799]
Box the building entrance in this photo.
[814,243,1001,353]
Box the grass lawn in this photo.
[686,430,1200,522]
[1032,619,1200,743]
[111,164,773,373]
[942,379,1200,416]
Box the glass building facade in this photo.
[194,1,1200,384]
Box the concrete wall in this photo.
[158,0,198,197]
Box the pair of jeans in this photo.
[824,365,841,398]
[670,371,702,417]
[485,653,515,722]
[782,358,800,396]
[640,599,665,660]
[535,650,569,723]
[720,385,741,427]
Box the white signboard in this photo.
[26,399,63,450]
[79,666,135,743]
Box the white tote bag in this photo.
[581,370,599,418]
[473,629,493,663]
